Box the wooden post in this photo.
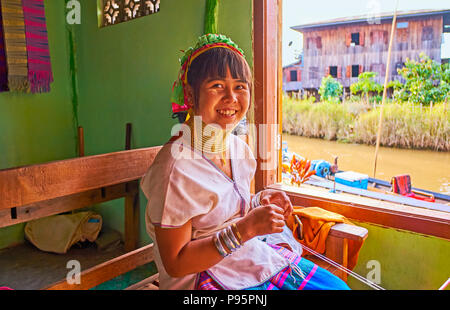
[325,235,349,282]
[125,180,140,252]
[253,0,280,192]
[124,122,139,252]
[125,123,132,150]
[78,126,84,157]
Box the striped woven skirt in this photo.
[195,244,350,290]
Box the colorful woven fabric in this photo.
[1,0,29,92]
[0,1,9,92]
[22,0,53,93]
[195,243,350,290]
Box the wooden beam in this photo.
[44,243,155,290]
[0,183,137,228]
[125,273,159,290]
[270,184,450,240]
[329,223,368,242]
[253,0,279,192]
[0,146,161,211]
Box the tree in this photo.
[439,62,450,103]
[350,72,383,105]
[387,80,404,102]
[319,75,343,103]
[395,53,448,105]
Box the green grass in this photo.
[282,96,450,151]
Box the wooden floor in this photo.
[0,240,126,290]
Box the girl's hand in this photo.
[259,189,293,220]
[236,204,285,241]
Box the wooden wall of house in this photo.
[301,15,444,89]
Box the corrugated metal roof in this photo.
[291,9,450,32]
[283,59,303,69]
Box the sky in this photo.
[282,0,450,66]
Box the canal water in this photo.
[282,133,450,194]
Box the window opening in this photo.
[351,65,359,77]
[351,32,360,46]
[329,66,338,78]
[102,0,160,27]
[290,70,298,81]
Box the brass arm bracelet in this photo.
[220,229,237,253]
[213,232,229,258]
[231,223,242,244]
[226,225,241,248]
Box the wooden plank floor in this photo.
[0,241,126,290]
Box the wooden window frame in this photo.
[252,0,450,241]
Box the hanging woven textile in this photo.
[0,1,9,92]
[22,0,53,93]
[1,0,30,92]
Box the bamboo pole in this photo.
[373,0,399,178]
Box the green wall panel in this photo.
[0,0,77,249]
[348,221,450,290]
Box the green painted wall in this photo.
[2,0,446,291]
[348,221,450,290]
[0,0,77,249]
[73,0,253,246]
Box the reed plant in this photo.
[282,96,449,151]
[351,102,450,151]
[282,96,354,141]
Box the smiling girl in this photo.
[140,34,349,290]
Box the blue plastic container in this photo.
[334,171,369,190]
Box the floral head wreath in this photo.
[170,34,245,121]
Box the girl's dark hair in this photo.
[186,47,252,108]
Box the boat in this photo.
[281,141,450,212]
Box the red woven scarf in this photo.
[22,0,53,93]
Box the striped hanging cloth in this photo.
[1,0,29,92]
[22,0,53,93]
[0,1,9,92]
